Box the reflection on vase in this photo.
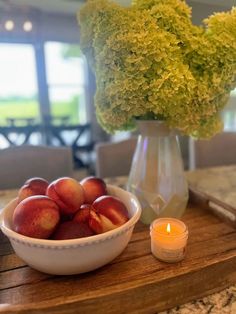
[127,120,188,225]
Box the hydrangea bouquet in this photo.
[79,0,236,138]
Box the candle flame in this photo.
[167,223,171,234]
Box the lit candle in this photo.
[150,218,188,263]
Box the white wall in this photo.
[188,1,230,24]
[0,11,80,44]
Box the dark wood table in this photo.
[44,123,94,168]
[0,123,94,169]
[0,125,41,146]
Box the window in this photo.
[45,42,88,125]
[0,43,39,126]
[222,89,236,131]
[0,41,90,151]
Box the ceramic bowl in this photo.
[0,185,141,275]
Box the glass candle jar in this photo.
[150,218,188,263]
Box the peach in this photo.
[89,209,103,234]
[51,221,94,240]
[80,176,107,204]
[13,196,60,239]
[18,177,49,202]
[46,177,85,215]
[89,196,129,234]
[73,204,92,224]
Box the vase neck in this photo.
[137,120,173,137]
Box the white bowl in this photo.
[0,185,141,275]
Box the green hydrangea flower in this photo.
[78,0,236,138]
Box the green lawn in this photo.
[0,99,81,126]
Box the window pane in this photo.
[222,90,236,131]
[0,43,39,125]
[45,42,88,124]
[49,86,87,125]
[231,88,236,97]
[45,42,86,86]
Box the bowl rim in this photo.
[0,184,142,248]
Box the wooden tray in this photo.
[1,200,236,314]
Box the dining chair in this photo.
[95,137,138,178]
[0,145,74,189]
[189,131,236,169]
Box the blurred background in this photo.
[0,0,235,177]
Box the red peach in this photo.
[89,210,103,234]
[51,221,94,240]
[18,177,49,202]
[13,196,60,239]
[80,176,107,204]
[73,204,92,224]
[89,196,129,234]
[46,177,85,215]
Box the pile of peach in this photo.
[12,177,129,240]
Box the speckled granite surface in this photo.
[159,286,236,314]
[187,165,236,210]
[0,189,17,208]
[1,167,236,314]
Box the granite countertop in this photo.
[160,286,236,314]
[2,166,236,314]
[186,165,236,210]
